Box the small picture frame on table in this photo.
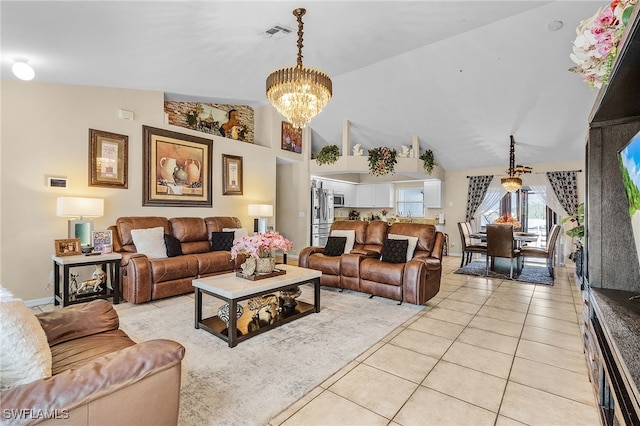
[92,230,113,253]
[55,238,82,257]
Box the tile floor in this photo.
[31,256,601,426]
[269,256,601,426]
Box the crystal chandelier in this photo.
[501,135,531,192]
[266,8,332,129]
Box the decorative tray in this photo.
[236,269,286,281]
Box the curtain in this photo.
[465,175,493,223]
[473,177,507,231]
[546,171,579,216]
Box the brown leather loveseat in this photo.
[110,216,243,304]
[299,220,445,305]
[0,300,185,426]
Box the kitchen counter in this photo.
[334,217,441,226]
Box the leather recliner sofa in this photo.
[298,220,445,305]
[110,216,243,304]
[0,300,185,426]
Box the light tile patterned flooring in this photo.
[270,256,601,426]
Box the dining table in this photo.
[469,231,540,276]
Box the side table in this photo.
[52,253,122,307]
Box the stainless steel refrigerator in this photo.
[311,187,334,246]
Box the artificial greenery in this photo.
[561,202,585,243]
[419,149,435,174]
[315,144,340,165]
[368,147,397,176]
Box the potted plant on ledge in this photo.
[561,203,585,285]
[368,147,397,176]
[420,149,435,174]
[315,145,340,165]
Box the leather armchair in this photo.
[0,300,185,426]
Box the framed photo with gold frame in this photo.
[143,125,212,207]
[222,154,243,195]
[281,121,302,153]
[54,238,82,257]
[89,129,128,188]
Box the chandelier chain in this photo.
[294,8,306,68]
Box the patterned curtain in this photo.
[465,175,494,222]
[546,171,579,216]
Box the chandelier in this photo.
[266,8,332,129]
[501,135,532,192]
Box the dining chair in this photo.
[458,222,487,267]
[520,224,562,277]
[486,224,521,278]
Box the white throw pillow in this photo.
[130,226,167,259]
[223,227,249,242]
[0,286,52,390]
[330,230,355,253]
[388,233,419,262]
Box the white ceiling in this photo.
[1,1,601,171]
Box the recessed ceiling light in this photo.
[12,58,35,81]
[548,20,563,32]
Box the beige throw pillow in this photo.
[130,226,167,259]
[0,286,52,390]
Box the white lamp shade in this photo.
[57,197,104,218]
[248,204,273,217]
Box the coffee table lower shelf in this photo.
[198,300,316,345]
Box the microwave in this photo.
[334,193,345,207]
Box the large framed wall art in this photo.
[89,129,128,188]
[142,126,212,207]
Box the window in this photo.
[396,188,424,217]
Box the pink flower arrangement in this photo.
[569,0,637,89]
[231,231,293,259]
[494,214,521,229]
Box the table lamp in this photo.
[57,197,104,249]
[248,204,273,234]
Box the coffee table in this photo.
[192,264,321,347]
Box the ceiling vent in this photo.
[262,25,293,39]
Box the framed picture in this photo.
[55,238,82,257]
[89,129,128,188]
[281,121,302,154]
[143,126,212,207]
[222,154,243,195]
[92,230,113,253]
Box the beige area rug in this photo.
[119,286,423,426]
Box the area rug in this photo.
[454,261,554,285]
[119,286,423,426]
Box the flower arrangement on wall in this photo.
[231,231,293,259]
[368,147,398,176]
[569,0,637,89]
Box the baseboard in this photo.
[25,296,55,308]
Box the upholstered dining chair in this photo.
[520,224,562,277]
[458,222,487,267]
[486,224,521,278]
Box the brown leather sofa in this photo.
[299,221,445,305]
[0,300,185,426]
[110,216,243,304]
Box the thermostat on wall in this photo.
[46,176,68,188]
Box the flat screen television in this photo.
[618,129,640,269]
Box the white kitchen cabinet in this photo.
[356,183,394,207]
[423,180,443,208]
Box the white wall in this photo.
[1,81,281,301]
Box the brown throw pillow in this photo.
[324,236,347,257]
[380,239,409,264]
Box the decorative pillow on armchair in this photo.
[380,239,409,264]
[0,286,52,390]
[324,236,347,257]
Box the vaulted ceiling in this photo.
[1,1,601,171]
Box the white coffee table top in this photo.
[52,252,122,265]
[192,264,321,299]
